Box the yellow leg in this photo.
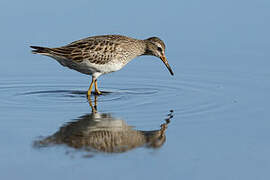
[94,79,102,95]
[87,78,94,97]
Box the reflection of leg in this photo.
[94,95,98,110]
[94,79,102,95]
[87,77,94,97]
[87,95,98,113]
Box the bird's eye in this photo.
[157,47,162,52]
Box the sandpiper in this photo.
[31,35,174,96]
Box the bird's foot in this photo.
[94,90,102,96]
[86,91,102,98]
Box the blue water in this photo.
[1,0,270,179]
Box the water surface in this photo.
[1,0,270,179]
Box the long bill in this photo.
[160,56,174,76]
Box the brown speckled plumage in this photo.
[31,34,173,95]
[31,35,146,65]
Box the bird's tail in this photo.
[30,46,51,55]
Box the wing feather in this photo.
[48,36,122,64]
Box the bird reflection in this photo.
[35,96,173,153]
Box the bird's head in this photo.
[144,37,174,76]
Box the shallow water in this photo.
[1,0,270,179]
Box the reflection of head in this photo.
[144,121,169,148]
[147,134,166,148]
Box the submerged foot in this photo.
[86,91,102,97]
[94,90,102,96]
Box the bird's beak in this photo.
[160,56,174,76]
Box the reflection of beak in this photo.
[160,56,174,76]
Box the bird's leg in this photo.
[94,79,102,95]
[87,77,94,97]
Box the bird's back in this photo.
[31,35,147,75]
[32,35,144,63]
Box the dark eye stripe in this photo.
[157,47,162,52]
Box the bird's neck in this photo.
[141,40,152,56]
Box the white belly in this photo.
[55,57,125,77]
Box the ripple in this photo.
[0,72,239,117]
